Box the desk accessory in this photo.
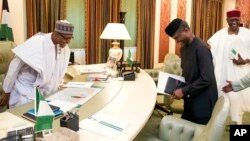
[0,112,35,140]
[122,71,136,81]
[60,112,79,131]
[100,23,131,62]
[6,126,34,140]
[1,133,22,141]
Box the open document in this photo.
[62,81,94,88]
[46,87,102,112]
[79,113,129,138]
[157,71,185,95]
[79,64,107,74]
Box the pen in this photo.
[71,96,84,98]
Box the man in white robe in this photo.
[208,10,250,124]
[0,20,74,108]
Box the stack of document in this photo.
[22,104,63,122]
[80,65,107,74]
[86,74,110,81]
[62,81,94,88]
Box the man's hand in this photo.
[172,88,184,100]
[222,80,233,93]
[232,54,250,65]
[0,92,10,108]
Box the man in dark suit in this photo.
[165,18,218,124]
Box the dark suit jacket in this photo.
[180,37,218,120]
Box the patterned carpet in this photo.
[133,109,164,141]
[134,108,250,141]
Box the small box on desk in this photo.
[60,114,79,132]
[123,72,136,81]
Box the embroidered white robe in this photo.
[3,33,70,107]
[208,27,250,124]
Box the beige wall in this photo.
[154,0,192,68]
[223,0,236,27]
[7,0,238,66]
[4,0,26,45]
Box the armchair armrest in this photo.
[159,116,205,141]
[144,68,162,83]
[0,74,6,94]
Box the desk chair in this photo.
[145,53,183,115]
[157,95,230,141]
[0,41,15,112]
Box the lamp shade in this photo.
[100,23,131,40]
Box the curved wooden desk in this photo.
[78,69,157,141]
[7,68,157,141]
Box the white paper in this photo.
[157,71,185,95]
[79,113,129,138]
[47,87,102,110]
[79,65,107,74]
[62,81,93,88]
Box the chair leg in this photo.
[155,103,173,115]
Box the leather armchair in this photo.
[0,41,15,112]
[144,53,183,113]
[0,41,15,86]
[0,41,15,73]
[158,95,230,141]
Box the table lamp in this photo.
[100,23,131,62]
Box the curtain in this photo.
[65,0,85,49]
[191,0,223,42]
[136,0,155,69]
[26,0,65,38]
[85,0,120,64]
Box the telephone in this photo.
[122,72,136,81]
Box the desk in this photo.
[7,67,157,141]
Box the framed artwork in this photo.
[106,56,117,69]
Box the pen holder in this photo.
[60,114,79,132]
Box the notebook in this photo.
[22,105,63,122]
[164,76,186,94]
[157,72,186,95]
